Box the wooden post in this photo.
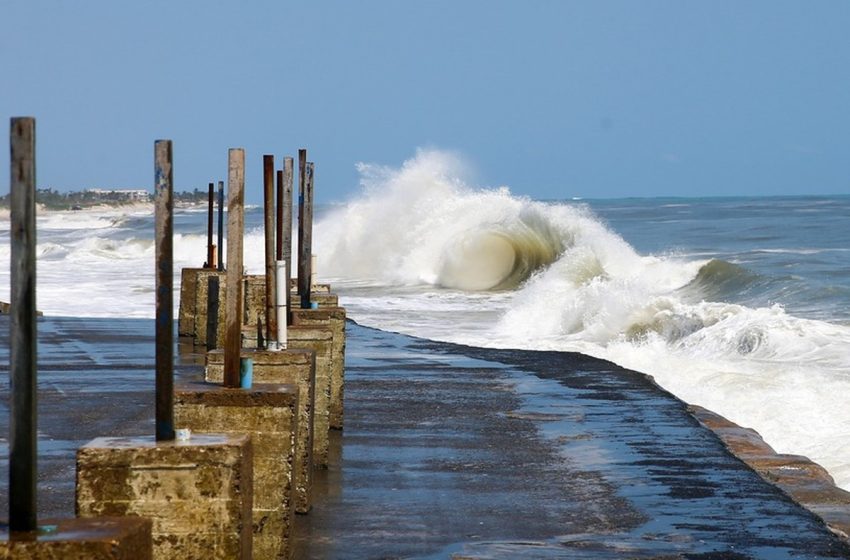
[207,182,215,268]
[9,116,37,532]
[206,275,220,351]
[224,149,245,388]
[297,151,314,309]
[281,157,294,325]
[217,180,225,271]
[154,140,175,442]
[263,155,276,345]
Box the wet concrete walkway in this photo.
[295,323,850,559]
[0,315,849,558]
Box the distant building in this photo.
[85,188,151,201]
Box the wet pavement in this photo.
[0,315,849,558]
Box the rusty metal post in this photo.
[154,140,175,442]
[263,155,277,346]
[282,157,294,325]
[297,151,314,309]
[207,182,215,268]
[217,180,224,271]
[223,148,245,388]
[9,116,37,532]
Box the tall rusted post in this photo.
[217,180,224,271]
[154,140,175,442]
[297,151,314,309]
[206,182,215,268]
[9,116,37,532]
[281,157,294,325]
[223,149,245,388]
[263,155,277,346]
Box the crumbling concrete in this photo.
[175,383,299,559]
[76,434,252,560]
[0,517,152,560]
[205,348,316,513]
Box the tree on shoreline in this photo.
[0,188,208,210]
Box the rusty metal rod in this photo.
[207,182,215,268]
[154,139,175,442]
[263,155,276,345]
[9,116,37,532]
[297,150,313,309]
[282,157,294,325]
[299,160,315,309]
[223,148,245,388]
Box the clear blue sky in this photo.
[2,1,849,203]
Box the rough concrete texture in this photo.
[0,517,152,560]
[174,382,299,560]
[236,325,333,468]
[243,274,266,328]
[285,326,334,468]
[291,308,346,431]
[76,434,253,560]
[205,348,316,513]
[692,405,850,541]
[191,269,226,348]
[178,267,206,337]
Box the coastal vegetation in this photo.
[0,187,209,210]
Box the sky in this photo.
[1,1,849,203]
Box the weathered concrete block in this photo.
[192,270,226,348]
[174,383,299,559]
[291,308,346,431]
[238,327,333,467]
[205,348,316,513]
[0,517,152,560]
[178,267,207,337]
[286,326,334,468]
[76,434,252,560]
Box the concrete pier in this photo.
[0,517,152,560]
[76,434,253,559]
[174,383,299,559]
[205,348,316,513]
[4,315,850,558]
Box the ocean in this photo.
[1,151,848,493]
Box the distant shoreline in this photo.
[0,201,209,220]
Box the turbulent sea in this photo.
[1,151,849,491]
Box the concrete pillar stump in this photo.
[174,383,299,559]
[284,326,335,468]
[205,348,315,513]
[291,307,346,430]
[177,268,227,346]
[76,434,252,560]
[0,517,152,559]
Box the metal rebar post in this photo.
[207,182,215,268]
[9,116,37,532]
[263,155,276,345]
[223,149,245,388]
[299,161,314,309]
[154,139,175,442]
[282,157,294,325]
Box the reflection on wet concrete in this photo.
[295,323,850,559]
[0,316,848,558]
